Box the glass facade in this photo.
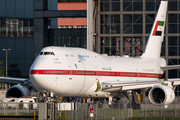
[0,18,34,38]
[97,0,180,80]
[48,29,87,48]
[0,0,34,77]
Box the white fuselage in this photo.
[29,46,166,98]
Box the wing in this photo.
[0,77,29,84]
[101,79,180,92]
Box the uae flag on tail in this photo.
[152,21,164,36]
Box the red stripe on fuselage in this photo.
[152,21,159,36]
[30,70,161,78]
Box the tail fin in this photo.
[141,1,168,59]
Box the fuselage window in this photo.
[65,54,69,57]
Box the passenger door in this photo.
[70,50,86,95]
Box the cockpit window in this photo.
[39,52,55,55]
[40,52,43,55]
[44,52,55,55]
[44,52,51,55]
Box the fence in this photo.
[56,101,180,120]
[0,84,8,89]
[0,100,180,120]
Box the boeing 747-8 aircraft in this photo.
[1,1,180,108]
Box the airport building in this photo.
[0,0,57,77]
[47,0,180,81]
[0,0,180,87]
[57,2,87,29]
[48,1,87,52]
[0,0,34,77]
[93,0,180,80]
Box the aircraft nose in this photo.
[29,57,49,92]
[30,57,46,70]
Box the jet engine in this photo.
[5,84,30,98]
[148,84,175,108]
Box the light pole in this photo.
[3,49,11,77]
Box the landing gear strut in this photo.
[43,91,54,102]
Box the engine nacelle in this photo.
[6,84,30,98]
[148,84,175,108]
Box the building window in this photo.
[100,37,121,56]
[123,37,143,57]
[168,59,178,78]
[168,24,177,33]
[101,37,110,47]
[169,14,177,23]
[146,2,155,11]
[100,2,109,11]
[0,18,34,38]
[123,14,142,34]
[101,1,120,12]
[133,14,142,34]
[168,47,177,56]
[123,2,132,11]
[48,29,87,48]
[168,2,177,11]
[168,37,178,56]
[156,2,160,11]
[145,14,155,34]
[133,2,142,11]
[168,14,178,33]
[111,2,120,11]
[123,14,132,34]
[161,37,166,56]
[101,14,120,34]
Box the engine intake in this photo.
[148,84,175,108]
[6,84,30,98]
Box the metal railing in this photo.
[56,101,180,120]
[0,101,180,120]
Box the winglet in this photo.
[141,1,168,59]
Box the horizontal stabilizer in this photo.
[166,78,180,86]
[161,65,180,71]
